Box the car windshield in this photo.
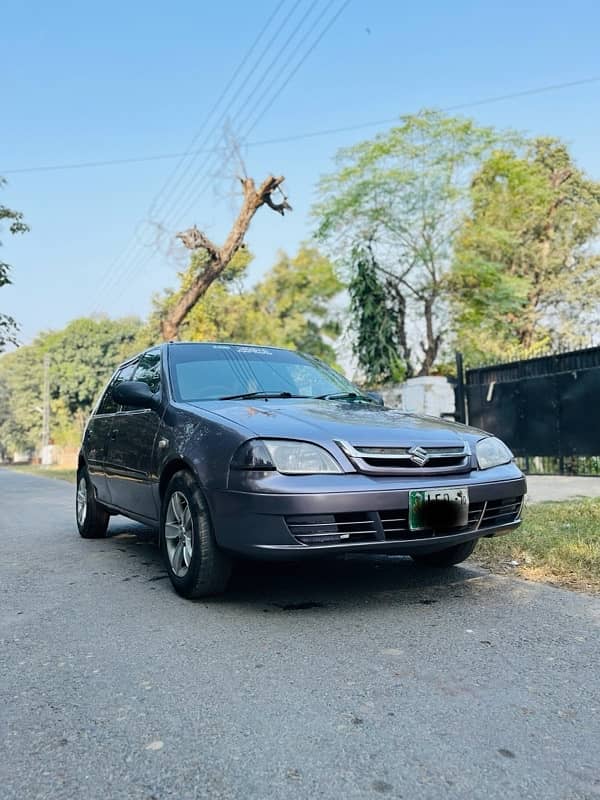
[168,343,365,402]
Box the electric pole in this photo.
[41,354,50,460]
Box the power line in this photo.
[239,0,352,138]
[154,0,331,234]
[169,0,344,229]
[93,71,600,307]
[147,0,302,222]
[145,0,289,220]
[229,0,329,140]
[95,0,322,303]
[96,0,350,305]
[102,69,600,297]
[173,0,347,222]
[3,76,598,176]
[93,0,304,305]
[94,0,320,305]
[171,0,351,227]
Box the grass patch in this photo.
[1,464,77,483]
[474,498,600,594]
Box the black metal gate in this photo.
[456,347,600,475]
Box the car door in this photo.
[105,349,162,520]
[83,364,135,505]
[83,380,116,505]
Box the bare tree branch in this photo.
[175,226,219,260]
[161,174,291,340]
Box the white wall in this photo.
[379,376,456,418]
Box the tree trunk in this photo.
[418,295,441,376]
[385,278,413,377]
[160,175,290,340]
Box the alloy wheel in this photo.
[76,477,88,526]
[165,491,194,577]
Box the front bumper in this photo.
[208,467,526,559]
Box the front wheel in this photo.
[76,467,109,539]
[160,471,231,598]
[411,538,477,567]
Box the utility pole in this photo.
[41,354,50,460]
[454,351,466,424]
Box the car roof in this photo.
[168,340,295,352]
[116,341,297,370]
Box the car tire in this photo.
[411,538,477,567]
[76,466,110,539]
[160,470,231,598]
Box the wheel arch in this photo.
[158,457,197,501]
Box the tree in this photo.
[148,247,255,343]
[348,244,405,384]
[0,345,41,457]
[450,138,600,364]
[250,246,342,362]
[0,316,141,456]
[161,174,291,340]
[0,177,29,350]
[313,111,506,377]
[151,245,342,364]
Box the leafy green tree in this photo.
[313,111,506,376]
[0,316,141,456]
[450,138,600,363]
[0,177,29,350]
[150,245,343,365]
[44,317,142,414]
[250,246,342,362]
[348,244,405,384]
[148,247,255,343]
[0,345,41,456]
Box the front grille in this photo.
[285,497,523,546]
[481,497,523,527]
[356,446,464,456]
[379,502,485,540]
[336,440,471,476]
[285,512,377,545]
[361,455,467,470]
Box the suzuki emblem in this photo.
[408,446,429,466]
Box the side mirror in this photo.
[366,391,385,406]
[113,380,158,410]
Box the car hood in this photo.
[189,399,487,446]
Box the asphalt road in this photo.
[2,470,600,800]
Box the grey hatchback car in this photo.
[77,342,526,598]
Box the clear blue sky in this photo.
[2,0,599,343]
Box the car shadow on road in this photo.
[226,555,491,611]
[104,517,491,611]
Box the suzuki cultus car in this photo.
[77,342,526,597]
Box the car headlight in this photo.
[476,436,513,470]
[231,439,343,474]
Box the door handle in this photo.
[110,429,118,441]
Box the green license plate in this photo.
[408,487,469,531]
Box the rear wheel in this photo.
[76,467,109,539]
[160,471,231,598]
[411,538,477,567]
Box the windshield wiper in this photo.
[218,391,308,401]
[315,392,375,403]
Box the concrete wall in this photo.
[379,376,456,418]
[40,444,79,467]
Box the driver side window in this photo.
[96,362,137,415]
[133,349,161,394]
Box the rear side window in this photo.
[96,362,137,415]
[133,349,161,394]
